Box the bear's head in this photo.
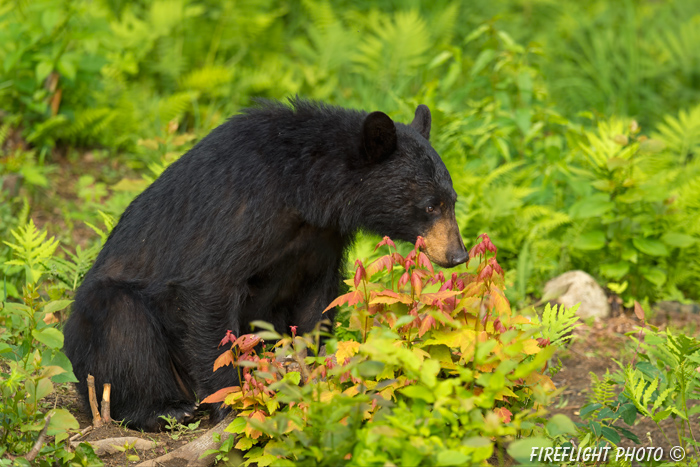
[358,105,468,268]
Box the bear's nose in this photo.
[449,250,468,267]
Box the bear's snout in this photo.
[423,215,467,268]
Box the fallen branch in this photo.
[136,412,237,467]
[90,437,155,456]
[69,426,93,447]
[101,383,111,422]
[25,414,51,461]
[87,375,103,427]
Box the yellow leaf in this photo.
[509,316,533,325]
[521,339,541,355]
[336,340,361,364]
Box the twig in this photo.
[69,426,93,444]
[25,414,51,461]
[101,383,112,423]
[87,375,103,427]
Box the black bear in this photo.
[63,99,467,431]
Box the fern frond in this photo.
[538,302,580,346]
[3,219,59,286]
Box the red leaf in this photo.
[488,257,504,276]
[415,236,427,250]
[478,265,493,281]
[201,385,240,403]
[398,272,410,288]
[213,350,235,371]
[375,236,396,251]
[469,242,485,258]
[354,261,366,287]
[417,252,434,273]
[219,329,235,347]
[236,334,261,353]
[392,252,406,268]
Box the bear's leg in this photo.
[64,281,196,431]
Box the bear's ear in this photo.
[410,104,431,140]
[362,111,397,163]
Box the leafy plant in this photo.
[0,220,101,465]
[202,234,578,466]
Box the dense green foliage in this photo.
[2,0,700,465]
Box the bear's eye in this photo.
[426,206,435,214]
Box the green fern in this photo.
[3,219,59,286]
[84,210,116,245]
[588,370,616,408]
[652,103,700,162]
[536,302,580,347]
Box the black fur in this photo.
[63,98,465,431]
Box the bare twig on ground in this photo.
[101,383,111,422]
[90,437,155,456]
[87,375,103,427]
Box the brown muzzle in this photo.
[423,212,468,268]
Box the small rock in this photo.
[543,270,610,319]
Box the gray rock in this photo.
[543,270,610,319]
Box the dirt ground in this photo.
[551,301,700,454]
[55,384,218,467]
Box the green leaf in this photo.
[36,61,53,83]
[632,238,668,257]
[569,194,614,219]
[619,403,637,425]
[471,49,496,76]
[600,261,630,280]
[47,409,79,436]
[42,351,76,383]
[507,437,552,464]
[546,414,577,436]
[661,232,697,248]
[579,403,602,419]
[225,417,247,434]
[399,385,435,403]
[601,426,621,444]
[573,230,606,250]
[357,360,385,379]
[436,450,469,466]
[282,371,301,385]
[640,267,667,286]
[32,327,64,349]
[43,299,73,315]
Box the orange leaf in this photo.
[633,301,645,321]
[366,255,393,276]
[411,272,423,295]
[494,407,512,423]
[323,290,363,313]
[245,410,266,439]
[202,386,241,403]
[418,315,436,337]
[213,350,235,371]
